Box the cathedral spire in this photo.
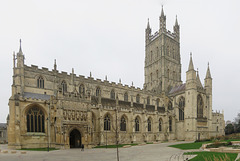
[188,53,194,71]
[205,62,212,79]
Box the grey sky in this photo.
[0,0,239,123]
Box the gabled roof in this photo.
[24,92,50,100]
[169,84,185,95]
[0,123,7,129]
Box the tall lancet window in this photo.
[61,81,67,94]
[197,95,204,118]
[37,76,44,89]
[179,97,185,121]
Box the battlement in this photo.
[24,63,146,94]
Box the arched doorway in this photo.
[69,129,81,148]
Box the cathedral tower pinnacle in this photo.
[159,6,166,33]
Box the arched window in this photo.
[124,92,128,102]
[27,106,45,133]
[197,95,204,118]
[169,117,172,132]
[104,114,111,131]
[147,96,150,105]
[110,89,115,99]
[216,126,219,132]
[120,116,126,131]
[79,84,85,97]
[159,119,162,132]
[61,81,67,94]
[37,76,44,89]
[167,69,170,78]
[168,101,173,110]
[135,117,140,132]
[156,98,160,107]
[96,87,101,97]
[147,118,151,132]
[179,97,185,121]
[136,94,140,103]
[156,70,158,79]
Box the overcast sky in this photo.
[0,0,239,123]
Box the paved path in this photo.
[0,142,194,161]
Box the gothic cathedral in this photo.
[8,8,224,149]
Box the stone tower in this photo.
[144,7,181,94]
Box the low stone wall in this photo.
[202,142,240,153]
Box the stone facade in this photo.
[0,123,8,144]
[8,8,225,149]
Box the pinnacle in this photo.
[175,15,179,26]
[188,53,194,71]
[161,5,164,17]
[18,39,23,54]
[205,63,212,79]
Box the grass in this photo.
[94,143,138,148]
[169,139,240,150]
[184,152,238,161]
[20,147,57,151]
[146,142,153,144]
[169,141,211,150]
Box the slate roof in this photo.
[0,123,7,129]
[169,84,186,95]
[24,92,51,100]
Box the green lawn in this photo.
[20,147,57,151]
[184,152,238,161]
[169,139,240,150]
[169,141,211,150]
[94,143,138,148]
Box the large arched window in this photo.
[197,95,204,118]
[168,101,173,110]
[110,89,115,99]
[135,117,140,132]
[27,106,45,133]
[147,118,152,132]
[120,116,126,131]
[169,117,172,132]
[79,84,85,97]
[159,118,162,132]
[136,94,140,103]
[96,87,101,97]
[61,81,67,94]
[104,114,111,131]
[37,76,44,89]
[147,96,150,105]
[179,97,185,121]
[124,92,128,102]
